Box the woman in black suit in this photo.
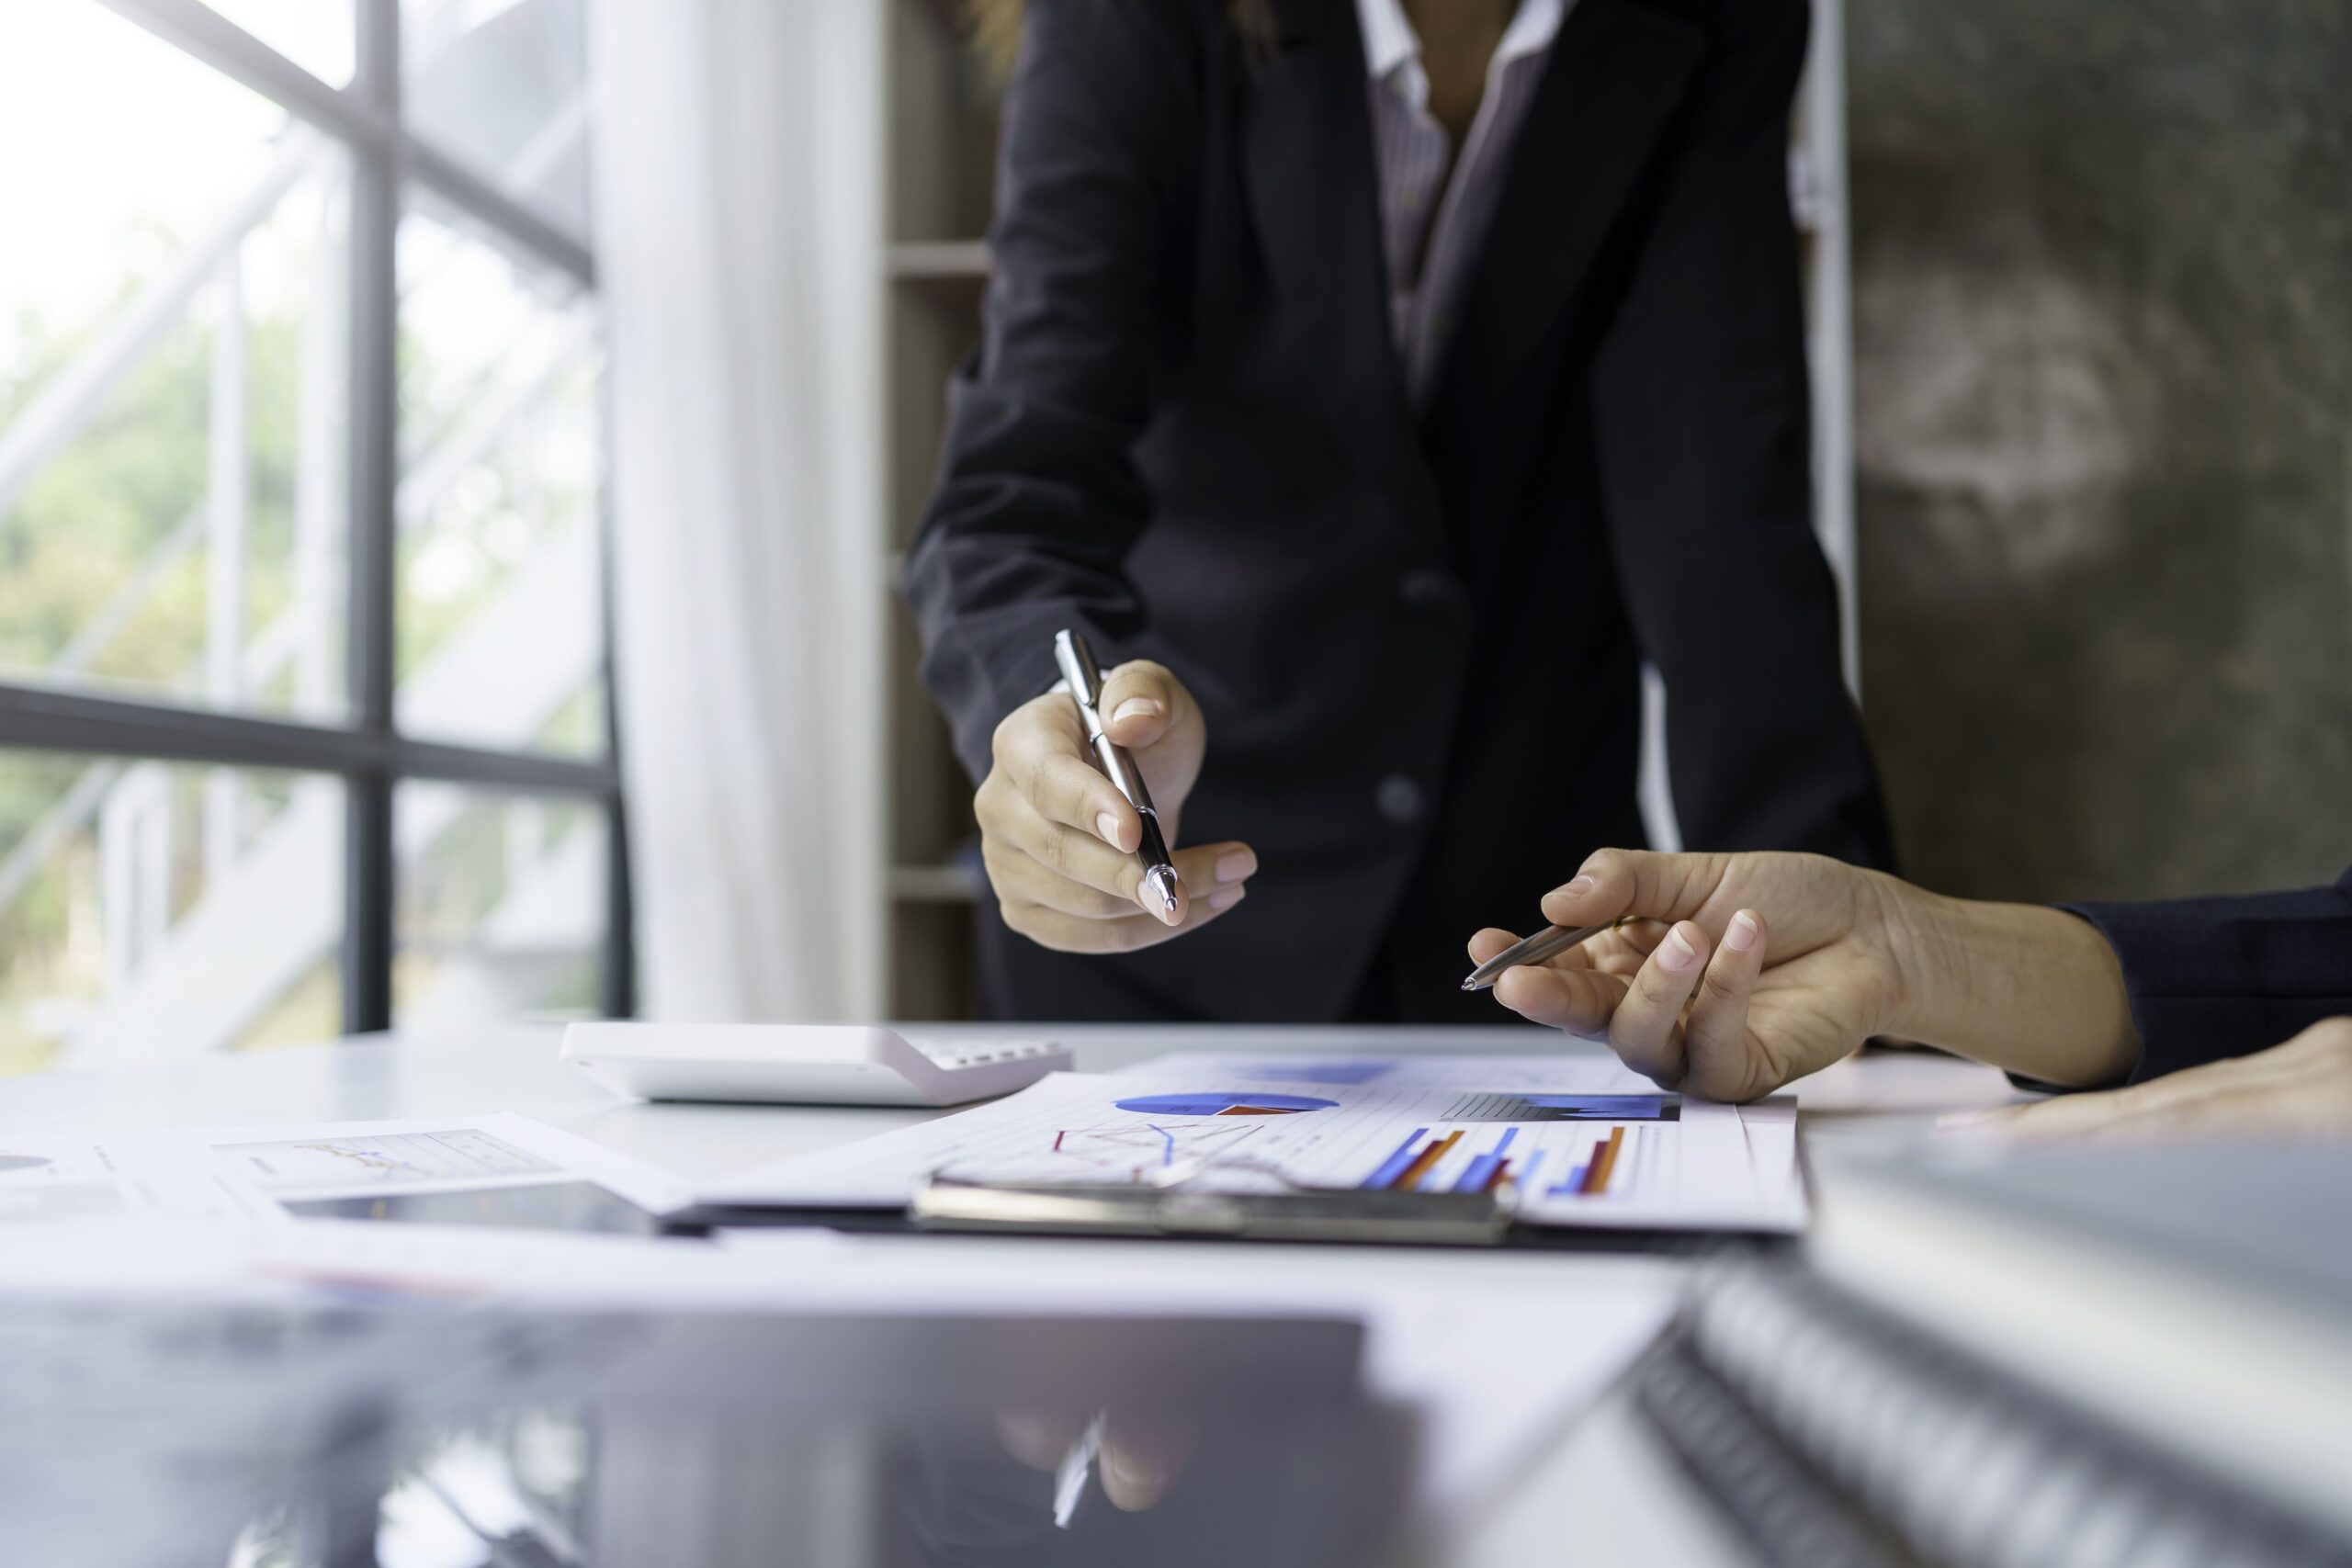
[905,0,1892,1023]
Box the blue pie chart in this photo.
[1112,1091,1337,1116]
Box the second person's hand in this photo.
[1468,848,2143,1100]
[977,659,1256,953]
[1466,850,1918,1100]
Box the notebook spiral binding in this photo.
[1634,1258,2352,1568]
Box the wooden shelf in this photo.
[889,860,983,903]
[888,240,990,307]
[882,0,997,1017]
[889,239,989,278]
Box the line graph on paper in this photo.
[212,1130,560,1196]
[1035,1116,1272,1179]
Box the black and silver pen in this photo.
[1054,629,1181,918]
[1460,921,1620,991]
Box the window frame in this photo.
[0,0,633,1034]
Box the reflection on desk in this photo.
[0,1293,1404,1568]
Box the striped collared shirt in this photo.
[1353,0,1570,406]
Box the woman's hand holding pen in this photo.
[978,660,1256,952]
[1468,850,2140,1100]
[1467,851,1910,1100]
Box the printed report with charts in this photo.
[701,1052,1804,1234]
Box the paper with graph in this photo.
[704,1055,1804,1233]
[0,1113,693,1235]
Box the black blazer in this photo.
[905,0,1893,1023]
[2067,867,2352,1082]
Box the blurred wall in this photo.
[1848,3,2351,902]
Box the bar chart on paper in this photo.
[1359,1122,1642,1200]
[1092,1053,1801,1226]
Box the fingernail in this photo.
[1208,886,1246,911]
[1724,910,1760,953]
[1096,811,1124,846]
[1557,875,1596,898]
[1102,1447,1173,1508]
[1658,927,1700,972]
[1112,698,1162,727]
[1214,850,1256,884]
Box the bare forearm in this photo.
[1891,892,2141,1088]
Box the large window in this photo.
[0,0,627,1074]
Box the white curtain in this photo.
[589,0,885,1020]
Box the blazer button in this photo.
[1375,774,1424,826]
[1398,570,1452,605]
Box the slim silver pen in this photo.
[1459,921,1618,991]
[1052,1413,1104,1529]
[1054,629,1181,918]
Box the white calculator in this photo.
[559,1023,1072,1108]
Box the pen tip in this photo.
[1145,866,1180,919]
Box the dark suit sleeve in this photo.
[899,1,1198,784]
[2060,867,2352,1083]
[1589,0,1894,868]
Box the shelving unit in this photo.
[879,0,1001,1019]
[888,238,991,287]
[873,0,1860,1010]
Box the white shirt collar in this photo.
[1355,0,1423,85]
[1353,0,1566,111]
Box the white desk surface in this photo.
[0,1023,2021,1566]
[0,1021,2018,1173]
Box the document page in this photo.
[0,1113,693,1234]
[199,1112,695,1229]
[705,1055,1805,1233]
[0,1134,270,1225]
